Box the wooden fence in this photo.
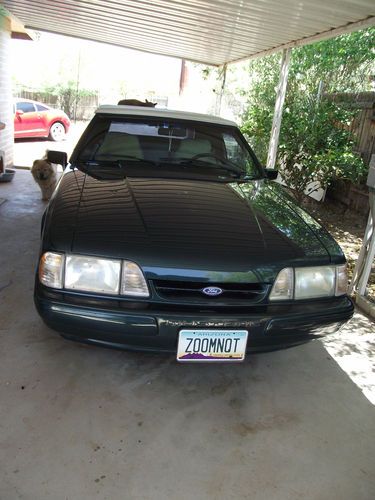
[327,91,375,166]
[325,92,375,214]
[15,89,99,121]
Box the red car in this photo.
[14,99,71,141]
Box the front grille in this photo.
[152,280,268,305]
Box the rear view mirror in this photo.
[158,126,189,138]
[15,109,24,116]
[265,168,278,180]
[47,150,68,169]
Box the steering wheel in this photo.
[190,153,221,162]
[189,153,243,175]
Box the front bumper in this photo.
[34,290,354,353]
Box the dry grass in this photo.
[302,197,375,302]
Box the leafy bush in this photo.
[277,98,366,199]
[43,81,97,118]
[241,28,374,198]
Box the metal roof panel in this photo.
[4,0,375,65]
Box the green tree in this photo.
[43,81,96,119]
[241,27,374,199]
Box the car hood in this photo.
[45,169,343,280]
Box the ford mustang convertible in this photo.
[34,105,354,361]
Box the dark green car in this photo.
[34,106,353,361]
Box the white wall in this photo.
[0,21,14,171]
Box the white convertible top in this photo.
[95,105,237,127]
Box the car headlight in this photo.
[335,264,348,296]
[65,255,121,294]
[39,252,64,289]
[121,261,149,297]
[295,266,336,299]
[270,265,348,301]
[39,253,150,297]
[268,267,293,300]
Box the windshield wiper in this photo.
[77,157,158,169]
[95,154,159,166]
[160,154,244,177]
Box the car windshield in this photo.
[76,117,262,180]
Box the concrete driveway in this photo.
[0,171,374,500]
[13,122,88,168]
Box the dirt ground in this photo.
[303,196,375,302]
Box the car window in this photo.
[77,118,261,179]
[16,102,36,113]
[223,133,245,163]
[36,104,49,111]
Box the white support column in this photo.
[266,48,291,170]
[358,219,375,296]
[0,15,14,172]
[349,156,375,300]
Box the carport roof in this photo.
[3,0,375,66]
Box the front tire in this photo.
[49,122,65,141]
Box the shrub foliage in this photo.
[241,28,374,198]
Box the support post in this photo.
[179,59,187,95]
[358,215,375,296]
[266,48,291,170]
[215,63,227,116]
[349,156,375,297]
[73,48,81,123]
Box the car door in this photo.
[14,101,45,138]
[35,103,51,135]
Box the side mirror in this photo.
[47,150,68,169]
[15,109,24,117]
[264,168,278,180]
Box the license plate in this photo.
[177,329,248,362]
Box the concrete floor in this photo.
[13,121,88,169]
[1,170,375,500]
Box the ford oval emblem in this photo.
[202,286,223,297]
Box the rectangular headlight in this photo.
[39,252,64,289]
[295,266,335,299]
[270,264,347,301]
[65,255,121,294]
